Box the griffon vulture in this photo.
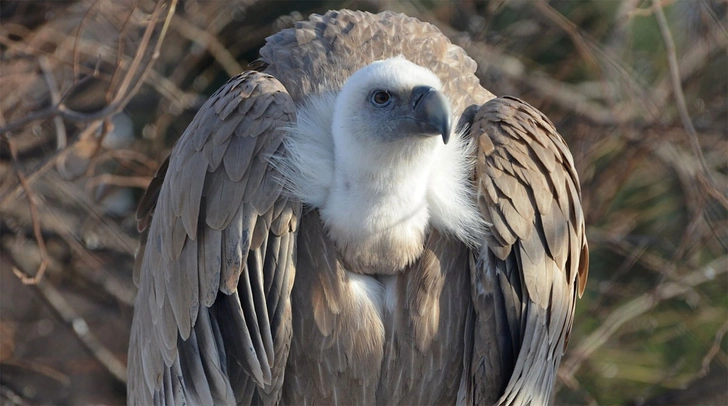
[127,9,589,406]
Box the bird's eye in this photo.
[370,90,392,107]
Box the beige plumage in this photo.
[127,9,588,406]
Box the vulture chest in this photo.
[283,211,472,405]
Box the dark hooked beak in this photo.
[410,85,452,144]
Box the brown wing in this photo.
[127,71,300,405]
[464,96,589,405]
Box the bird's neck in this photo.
[321,131,440,274]
[336,134,438,193]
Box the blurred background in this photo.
[0,0,726,404]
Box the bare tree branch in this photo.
[5,135,50,285]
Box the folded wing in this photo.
[466,96,589,405]
[127,72,300,405]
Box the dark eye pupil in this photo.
[373,91,390,105]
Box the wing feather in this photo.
[251,165,284,212]
[223,134,258,182]
[220,202,247,294]
[178,329,215,405]
[466,96,589,405]
[198,226,222,307]
[168,213,187,261]
[127,71,299,405]
[180,152,206,240]
[193,308,234,403]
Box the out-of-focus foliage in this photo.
[0,0,725,404]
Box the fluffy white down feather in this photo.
[277,57,484,272]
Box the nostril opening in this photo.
[411,86,433,109]
[412,92,424,109]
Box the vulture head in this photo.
[283,56,483,273]
[333,56,452,146]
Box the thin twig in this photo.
[0,94,123,135]
[533,0,600,71]
[587,237,650,313]
[0,106,63,134]
[700,318,728,374]
[0,35,113,80]
[103,0,179,121]
[88,148,160,176]
[5,136,50,285]
[144,67,199,110]
[653,19,728,111]
[70,263,137,308]
[46,171,138,255]
[606,0,640,50]
[110,2,164,111]
[73,0,100,79]
[38,56,67,150]
[0,121,103,209]
[629,0,678,18]
[653,140,728,251]
[652,0,717,189]
[0,359,70,385]
[33,277,127,384]
[171,14,244,77]
[86,174,153,192]
[107,2,137,103]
